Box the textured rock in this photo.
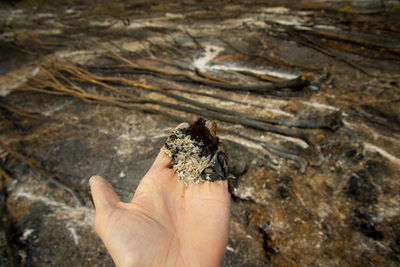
[1,0,400,266]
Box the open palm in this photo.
[90,150,231,267]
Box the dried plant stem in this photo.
[221,129,308,173]
[108,50,311,93]
[15,63,338,145]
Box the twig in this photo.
[58,63,265,108]
[220,39,322,71]
[293,27,400,57]
[21,63,317,143]
[237,70,283,83]
[0,102,42,120]
[151,100,310,142]
[261,144,307,173]
[221,129,308,173]
[195,68,233,83]
[253,112,343,131]
[108,50,312,94]
[184,29,204,51]
[156,87,341,131]
[201,74,310,93]
[292,33,374,77]
[163,87,264,108]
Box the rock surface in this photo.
[1,0,400,266]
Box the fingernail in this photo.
[89,175,100,186]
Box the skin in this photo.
[89,123,231,267]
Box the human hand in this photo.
[89,124,231,267]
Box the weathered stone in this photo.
[1,0,400,266]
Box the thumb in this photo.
[89,175,120,211]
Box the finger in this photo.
[89,175,120,211]
[133,151,177,201]
[151,150,172,170]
